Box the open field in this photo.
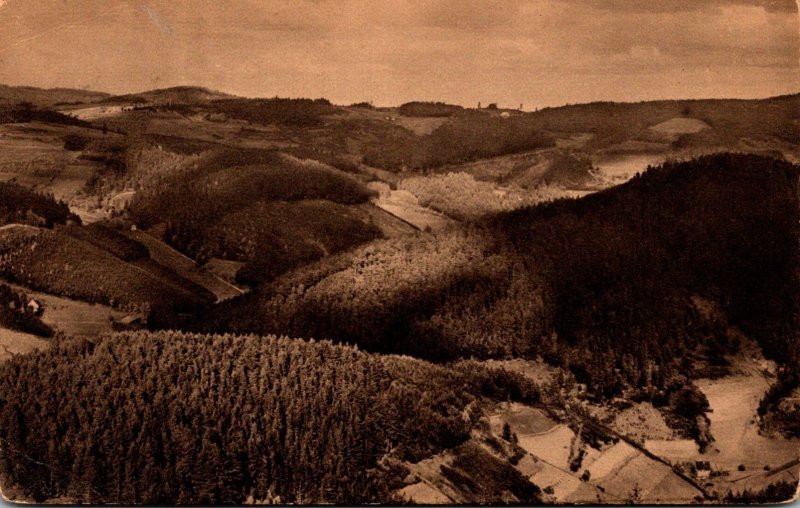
[492,403,558,435]
[61,104,125,120]
[641,343,800,474]
[397,480,452,504]
[393,116,448,136]
[695,371,798,470]
[0,327,49,363]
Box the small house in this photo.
[26,298,43,316]
[694,460,712,480]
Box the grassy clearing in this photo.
[517,425,575,470]
[492,402,557,435]
[696,372,798,470]
[599,453,700,503]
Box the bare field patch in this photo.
[393,116,448,136]
[612,402,677,443]
[650,117,711,135]
[484,358,559,385]
[0,327,49,363]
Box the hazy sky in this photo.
[0,0,798,108]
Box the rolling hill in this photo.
[196,154,800,402]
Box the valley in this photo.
[0,85,797,504]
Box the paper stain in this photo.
[140,4,175,37]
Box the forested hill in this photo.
[197,153,800,400]
[491,153,800,393]
[0,331,540,504]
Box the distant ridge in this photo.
[0,84,110,107]
[102,86,236,104]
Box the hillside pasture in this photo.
[517,425,576,470]
[4,281,124,337]
[649,117,711,136]
[492,403,558,435]
[694,370,798,470]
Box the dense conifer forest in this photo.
[0,182,75,228]
[0,331,540,504]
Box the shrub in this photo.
[63,134,89,151]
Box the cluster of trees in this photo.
[723,480,799,504]
[398,172,558,221]
[201,154,799,402]
[363,112,555,170]
[205,98,338,126]
[0,331,540,504]
[210,201,382,286]
[0,182,75,228]
[0,283,53,337]
[62,133,90,151]
[758,363,800,438]
[398,101,464,117]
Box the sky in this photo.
[0,0,798,108]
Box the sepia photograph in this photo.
[0,0,798,504]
